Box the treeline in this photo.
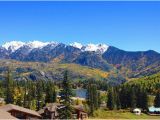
[0,68,56,110]
[107,85,148,110]
[126,73,160,94]
[86,73,160,116]
[106,72,160,111]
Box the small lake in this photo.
[58,89,87,99]
[74,89,87,99]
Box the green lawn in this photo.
[91,109,160,119]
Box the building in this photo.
[133,108,141,115]
[0,109,18,119]
[38,103,88,119]
[0,104,41,119]
[38,103,63,119]
[148,106,160,115]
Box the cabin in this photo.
[148,106,160,115]
[133,108,141,115]
[38,103,88,119]
[38,103,64,119]
[0,104,41,119]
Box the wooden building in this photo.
[0,104,41,119]
[38,103,88,119]
[38,103,63,119]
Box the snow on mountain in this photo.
[70,42,109,53]
[26,41,50,49]
[2,41,52,52]
[96,44,109,53]
[2,41,109,53]
[2,41,25,52]
[82,43,109,53]
[70,42,83,49]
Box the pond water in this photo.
[74,89,87,99]
[58,89,87,99]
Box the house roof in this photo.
[0,109,18,119]
[149,106,160,112]
[38,103,62,114]
[0,104,41,117]
[45,103,61,112]
[38,103,88,115]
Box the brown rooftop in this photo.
[38,103,62,114]
[0,109,18,119]
[0,104,41,118]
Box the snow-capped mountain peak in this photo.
[26,41,49,49]
[2,41,109,54]
[82,43,109,53]
[97,44,109,53]
[70,42,83,49]
[2,41,52,52]
[2,41,25,52]
[70,42,109,53]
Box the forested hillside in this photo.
[125,72,160,94]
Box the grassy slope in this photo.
[0,60,109,81]
[92,109,160,119]
[57,63,109,79]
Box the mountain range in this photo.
[1,40,160,80]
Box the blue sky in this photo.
[0,1,160,52]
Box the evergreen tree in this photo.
[130,88,137,109]
[107,87,116,110]
[23,78,31,108]
[97,91,101,108]
[58,70,73,119]
[23,80,27,108]
[116,91,121,110]
[5,68,14,104]
[36,80,45,110]
[45,81,56,103]
[23,79,33,109]
[137,88,148,110]
[26,80,33,109]
[87,82,99,115]
[154,92,160,107]
[141,90,148,110]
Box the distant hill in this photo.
[0,60,125,85]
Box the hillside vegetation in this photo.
[0,60,123,84]
[125,72,160,94]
